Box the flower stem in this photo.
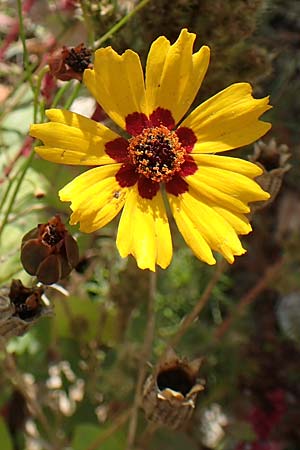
[94,0,151,48]
[126,270,156,450]
[17,0,35,93]
[0,151,35,241]
[166,259,227,351]
[64,82,81,109]
[214,257,283,341]
[51,81,73,108]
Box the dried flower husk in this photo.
[142,349,204,429]
[249,139,291,211]
[21,215,79,285]
[0,280,53,339]
[47,43,92,82]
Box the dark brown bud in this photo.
[47,43,92,82]
[21,215,79,285]
[142,349,204,429]
[0,280,52,338]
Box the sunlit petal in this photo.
[116,186,172,271]
[146,29,210,124]
[84,47,147,131]
[30,109,119,165]
[59,164,126,232]
[181,83,271,153]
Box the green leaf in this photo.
[53,295,119,345]
[0,417,13,450]
[72,423,126,450]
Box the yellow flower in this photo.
[30,29,271,271]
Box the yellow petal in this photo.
[145,29,210,124]
[116,186,172,271]
[30,109,119,165]
[211,206,252,235]
[59,164,126,232]
[169,190,246,264]
[186,170,251,214]
[181,83,271,153]
[168,195,216,265]
[188,166,270,204]
[192,154,263,178]
[84,48,147,131]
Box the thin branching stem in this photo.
[86,409,132,450]
[166,259,227,352]
[94,0,151,49]
[214,257,284,341]
[17,0,35,93]
[0,150,35,241]
[126,270,156,450]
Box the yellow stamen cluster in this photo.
[128,126,185,183]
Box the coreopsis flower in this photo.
[30,29,271,271]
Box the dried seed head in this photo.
[0,280,52,339]
[249,139,292,211]
[47,43,92,82]
[20,215,79,285]
[142,349,204,429]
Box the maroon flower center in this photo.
[128,125,186,183]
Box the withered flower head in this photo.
[0,280,52,338]
[21,215,79,285]
[142,349,204,429]
[47,43,92,82]
[249,138,291,211]
[9,279,43,320]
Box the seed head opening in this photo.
[157,367,195,396]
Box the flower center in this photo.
[128,125,186,183]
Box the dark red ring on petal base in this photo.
[149,107,175,130]
[179,155,198,177]
[166,175,189,196]
[175,127,197,152]
[138,176,160,200]
[115,163,138,187]
[105,137,129,162]
[125,112,150,136]
[125,108,176,136]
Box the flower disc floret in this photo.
[128,125,186,183]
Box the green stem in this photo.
[64,82,81,109]
[0,176,16,214]
[0,151,35,241]
[51,81,72,108]
[17,0,35,93]
[94,0,151,48]
[79,0,95,47]
[33,66,50,122]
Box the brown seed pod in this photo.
[142,349,204,429]
[20,215,79,285]
[0,280,52,339]
[47,43,93,82]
